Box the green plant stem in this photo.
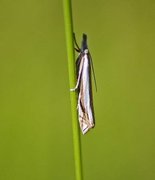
[63,0,83,180]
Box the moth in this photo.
[70,33,97,134]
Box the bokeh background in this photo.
[0,0,155,180]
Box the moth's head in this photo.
[84,49,89,54]
[81,33,88,52]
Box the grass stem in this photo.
[63,0,83,180]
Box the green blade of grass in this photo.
[63,0,83,180]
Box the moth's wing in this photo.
[88,52,97,92]
[78,54,95,134]
[78,94,95,134]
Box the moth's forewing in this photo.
[77,52,95,134]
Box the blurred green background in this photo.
[0,0,155,180]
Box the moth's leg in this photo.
[73,33,81,51]
[75,48,80,53]
[70,58,84,91]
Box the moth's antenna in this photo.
[73,33,81,52]
[89,53,97,92]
